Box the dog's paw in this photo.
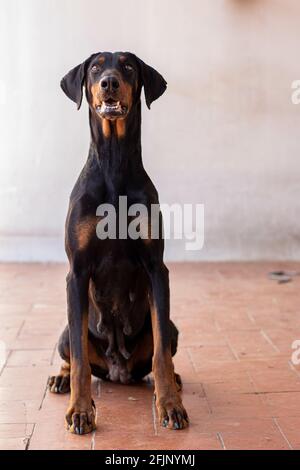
[157,395,189,430]
[65,400,96,435]
[48,373,70,394]
[48,362,71,394]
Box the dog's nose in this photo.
[100,76,120,91]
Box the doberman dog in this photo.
[48,52,189,434]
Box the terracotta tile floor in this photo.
[0,262,300,450]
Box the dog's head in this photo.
[61,52,167,119]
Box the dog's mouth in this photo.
[96,98,128,120]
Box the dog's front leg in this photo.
[65,267,96,435]
[148,263,189,430]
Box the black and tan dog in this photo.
[48,52,188,434]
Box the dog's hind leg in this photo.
[49,325,110,393]
[48,361,71,394]
[127,326,153,381]
[170,320,182,392]
[128,317,182,391]
[48,326,71,393]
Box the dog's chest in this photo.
[88,252,149,373]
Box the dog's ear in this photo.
[135,56,167,109]
[60,55,95,110]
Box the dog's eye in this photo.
[124,64,133,72]
[91,65,100,73]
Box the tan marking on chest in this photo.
[102,118,111,138]
[76,216,98,250]
[115,119,126,138]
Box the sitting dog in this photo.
[48,52,189,434]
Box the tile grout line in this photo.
[272,417,293,450]
[288,360,300,378]
[91,379,101,450]
[0,349,12,377]
[186,348,213,414]
[50,342,58,366]
[216,431,226,450]
[15,318,26,339]
[152,394,158,436]
[224,336,240,362]
[186,347,197,373]
[22,401,28,425]
[260,330,280,353]
[38,378,49,410]
[245,370,258,394]
[25,422,36,451]
[0,421,36,425]
[91,429,96,450]
[246,310,256,324]
[200,383,213,415]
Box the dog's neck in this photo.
[88,100,143,198]
[89,101,142,162]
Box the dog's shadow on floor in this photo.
[89,374,202,435]
[91,374,155,405]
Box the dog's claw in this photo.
[158,399,189,430]
[65,402,96,435]
[48,370,71,394]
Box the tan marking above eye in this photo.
[98,56,105,65]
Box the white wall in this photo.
[0,0,300,261]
